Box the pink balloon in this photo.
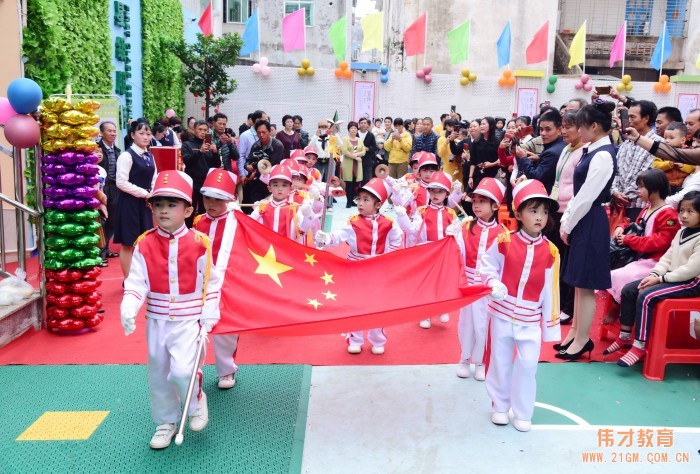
[424,65,433,74]
[0,97,17,126]
[252,63,262,73]
[574,81,583,90]
[3,114,40,148]
[259,57,269,67]
[580,74,590,84]
[165,109,175,118]
[583,83,593,92]
[424,75,433,84]
[416,70,425,79]
[261,66,271,76]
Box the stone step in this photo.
[0,293,42,348]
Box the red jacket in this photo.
[621,204,679,261]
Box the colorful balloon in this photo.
[7,78,43,114]
[0,97,18,125]
[3,114,41,148]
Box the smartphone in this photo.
[505,133,513,141]
[204,133,213,144]
[450,105,456,113]
[596,85,613,95]
[619,108,629,134]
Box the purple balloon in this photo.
[42,154,58,164]
[75,163,99,175]
[42,198,57,209]
[57,173,86,186]
[57,152,88,166]
[85,154,100,164]
[42,164,68,175]
[85,197,101,209]
[56,199,85,210]
[43,186,71,199]
[73,186,98,199]
[43,175,58,185]
[85,176,100,186]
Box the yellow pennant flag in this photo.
[696,49,700,69]
[361,12,384,52]
[568,21,586,68]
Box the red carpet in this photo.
[0,251,612,366]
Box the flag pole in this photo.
[659,21,666,79]
[621,21,626,78]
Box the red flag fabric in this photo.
[404,12,427,57]
[214,212,489,336]
[526,21,549,64]
[198,2,213,37]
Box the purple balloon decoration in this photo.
[57,173,86,186]
[42,199,56,209]
[43,175,58,185]
[73,186,98,199]
[85,154,100,164]
[43,186,71,199]
[57,151,88,166]
[75,163,99,175]
[42,154,58,164]
[42,164,68,175]
[85,176,100,186]
[85,197,101,209]
[56,199,86,210]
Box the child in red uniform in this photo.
[457,178,508,380]
[301,146,323,184]
[314,178,403,354]
[193,168,240,390]
[480,179,561,432]
[396,171,461,328]
[121,170,221,449]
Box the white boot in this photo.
[189,391,209,432]
[491,412,509,426]
[513,418,532,432]
[419,318,431,329]
[438,313,450,323]
[371,345,385,355]
[149,423,177,449]
[456,362,470,378]
[218,373,236,390]
[474,364,486,381]
[347,344,362,354]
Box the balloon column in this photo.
[459,69,477,87]
[546,75,558,93]
[653,75,672,93]
[497,69,516,88]
[416,65,433,84]
[297,58,315,77]
[1,78,43,148]
[616,74,634,92]
[574,73,593,92]
[334,61,353,79]
[380,65,389,84]
[40,97,104,333]
[252,57,272,76]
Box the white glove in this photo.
[488,280,508,301]
[200,318,217,334]
[314,231,331,247]
[445,221,461,237]
[394,206,407,217]
[453,181,463,195]
[121,311,136,336]
[392,181,403,195]
[227,201,242,212]
[300,201,313,217]
[310,185,320,200]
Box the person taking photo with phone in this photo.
[182,120,222,221]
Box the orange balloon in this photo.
[334,68,343,78]
[503,69,512,79]
[664,83,672,92]
[343,69,352,79]
[659,74,670,84]
[498,77,506,86]
[507,76,516,86]
[339,61,349,71]
[653,82,662,92]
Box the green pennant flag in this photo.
[328,16,347,63]
[447,19,470,64]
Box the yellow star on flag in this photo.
[304,253,318,267]
[249,245,293,287]
[320,271,335,285]
[322,290,337,301]
[307,298,323,310]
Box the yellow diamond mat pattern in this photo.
[17,411,109,441]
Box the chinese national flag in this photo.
[214,212,489,336]
[198,2,213,37]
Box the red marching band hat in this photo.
[512,179,559,212]
[416,152,438,169]
[361,177,392,204]
[427,171,452,192]
[471,177,506,205]
[290,149,307,162]
[268,164,294,183]
[280,158,301,175]
[150,170,193,204]
[303,145,318,157]
[200,168,238,201]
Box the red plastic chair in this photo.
[643,298,700,381]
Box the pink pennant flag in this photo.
[282,8,306,52]
[609,22,626,68]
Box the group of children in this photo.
[120,137,700,446]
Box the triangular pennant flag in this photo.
[198,2,213,37]
[650,23,672,70]
[496,22,511,68]
[240,10,259,56]
[404,12,427,57]
[526,21,549,64]
[696,50,700,69]
[361,12,384,52]
[609,22,626,68]
[568,21,586,68]
[328,16,347,63]
[447,19,470,64]
[282,8,306,52]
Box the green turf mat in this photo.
[0,364,311,473]
[534,362,700,426]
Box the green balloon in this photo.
[44,210,69,224]
[548,75,558,85]
[57,223,85,237]
[85,247,101,258]
[44,259,67,270]
[546,84,556,93]
[85,221,102,233]
[45,236,70,249]
[45,249,61,260]
[72,257,102,269]
[73,210,99,223]
[58,248,85,261]
[75,234,100,248]
[44,224,59,234]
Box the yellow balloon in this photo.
[306,67,315,76]
[621,74,632,85]
[297,68,307,76]
[301,58,311,69]
[74,125,100,139]
[616,83,626,92]
[44,123,71,139]
[84,113,100,125]
[42,139,68,153]
[72,139,98,152]
[41,112,59,125]
[74,100,101,113]
[459,77,469,86]
[625,84,633,92]
[468,73,477,82]
[59,109,88,126]
[461,69,470,78]
[42,97,73,114]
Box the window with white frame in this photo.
[225,0,251,24]
[284,1,314,26]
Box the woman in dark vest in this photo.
[557,101,618,360]
[114,119,157,277]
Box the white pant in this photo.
[457,298,489,364]
[147,319,203,424]
[213,334,239,377]
[347,328,386,347]
[485,316,541,422]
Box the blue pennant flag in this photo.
[649,22,672,70]
[240,10,259,56]
[496,22,511,68]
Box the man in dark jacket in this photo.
[358,117,377,185]
[182,120,222,220]
[97,121,121,260]
[242,120,285,210]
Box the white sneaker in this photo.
[189,391,209,432]
[439,313,450,323]
[371,346,385,355]
[474,364,486,381]
[491,412,509,425]
[149,423,177,449]
[218,373,236,390]
[419,318,431,329]
[456,362,471,378]
[513,418,532,432]
[347,344,362,354]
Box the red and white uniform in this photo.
[398,203,458,244]
[480,230,561,422]
[122,224,221,424]
[250,198,311,244]
[458,219,508,365]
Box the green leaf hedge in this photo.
[141,0,185,121]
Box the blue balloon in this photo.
[7,78,43,114]
[380,65,389,74]
[380,74,389,84]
